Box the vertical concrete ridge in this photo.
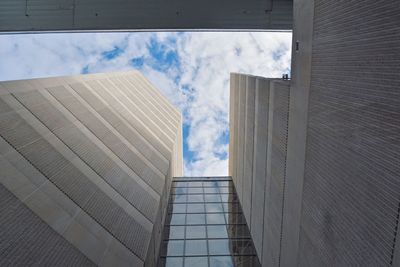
[67,82,170,174]
[82,79,172,159]
[111,77,177,137]
[121,75,179,131]
[46,85,166,193]
[87,79,174,150]
[242,75,256,224]
[134,73,181,121]
[229,73,291,266]
[11,89,159,223]
[104,77,176,143]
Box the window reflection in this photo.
[204,187,218,193]
[186,214,205,225]
[171,203,186,213]
[207,225,228,238]
[161,178,260,267]
[210,256,234,267]
[206,213,226,224]
[170,214,186,225]
[184,257,208,267]
[173,194,187,203]
[165,240,184,256]
[188,187,203,194]
[174,182,187,187]
[188,181,202,187]
[185,240,207,255]
[168,226,185,239]
[186,226,206,239]
[204,194,221,202]
[165,257,183,267]
[209,239,231,255]
[187,203,205,213]
[206,203,224,213]
[187,194,204,202]
[174,187,188,194]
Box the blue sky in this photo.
[0,32,292,175]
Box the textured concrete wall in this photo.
[229,73,290,266]
[230,1,400,266]
[262,80,290,267]
[0,71,183,266]
[296,1,400,266]
[0,183,94,266]
[0,0,292,32]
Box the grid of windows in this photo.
[159,178,261,267]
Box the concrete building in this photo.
[0,71,183,266]
[229,1,400,266]
[0,0,292,32]
[229,74,290,266]
[1,0,400,266]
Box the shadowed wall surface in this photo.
[0,0,292,32]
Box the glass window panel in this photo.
[206,203,224,213]
[208,240,231,255]
[173,194,187,203]
[207,225,228,238]
[188,194,204,203]
[209,256,234,267]
[218,187,231,194]
[207,213,226,224]
[204,187,219,194]
[203,181,219,187]
[187,203,205,213]
[165,240,184,256]
[168,226,185,239]
[165,257,183,267]
[185,240,207,256]
[186,214,205,225]
[163,179,260,266]
[216,181,230,187]
[188,187,203,194]
[171,204,186,213]
[220,194,232,202]
[188,181,203,187]
[186,225,206,239]
[174,182,187,187]
[170,214,186,225]
[184,257,209,267]
[204,194,221,202]
[174,187,188,194]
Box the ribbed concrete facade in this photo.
[0,71,183,266]
[0,0,292,32]
[230,1,400,266]
[229,73,290,266]
[293,1,400,266]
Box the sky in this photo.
[0,32,292,176]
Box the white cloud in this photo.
[175,32,292,176]
[0,31,292,176]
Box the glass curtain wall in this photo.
[159,177,261,267]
